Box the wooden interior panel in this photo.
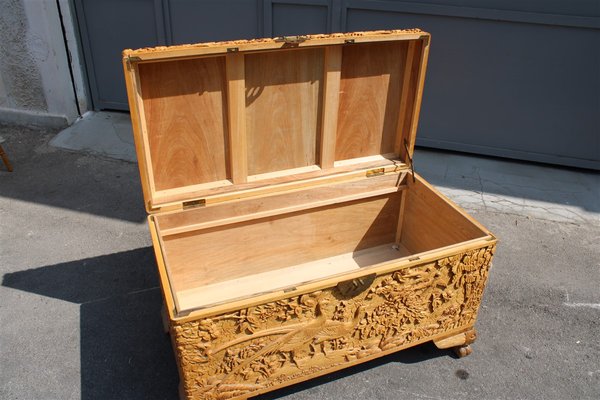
[225,53,248,183]
[175,243,410,312]
[400,177,487,253]
[335,41,406,161]
[245,48,323,175]
[320,46,343,168]
[400,39,424,158]
[157,172,406,235]
[395,40,422,157]
[163,194,400,291]
[139,57,229,191]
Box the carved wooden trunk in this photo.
[122,29,497,400]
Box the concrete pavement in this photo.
[0,121,598,400]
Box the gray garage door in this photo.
[74,0,600,169]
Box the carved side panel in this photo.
[172,245,495,400]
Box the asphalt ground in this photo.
[0,122,598,400]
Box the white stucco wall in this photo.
[58,0,89,113]
[0,0,82,126]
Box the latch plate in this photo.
[336,273,377,298]
[403,139,416,183]
[274,35,308,45]
[126,55,141,70]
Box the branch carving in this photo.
[172,245,495,399]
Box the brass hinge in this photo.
[182,199,206,210]
[126,55,141,70]
[404,139,416,183]
[148,201,161,212]
[274,35,308,45]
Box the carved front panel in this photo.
[172,245,495,400]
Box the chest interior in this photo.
[124,31,493,318]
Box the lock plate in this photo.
[336,274,377,298]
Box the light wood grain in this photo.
[245,48,323,175]
[400,175,487,253]
[225,53,248,183]
[157,172,406,236]
[335,41,405,161]
[163,194,401,292]
[320,46,342,169]
[395,189,409,242]
[127,36,430,208]
[176,243,410,312]
[139,57,230,191]
[122,60,153,211]
[395,40,417,156]
[153,159,405,208]
[148,216,177,319]
[406,37,430,155]
[247,165,321,182]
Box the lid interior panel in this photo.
[245,48,324,176]
[127,31,429,208]
[335,39,423,163]
[139,57,230,192]
[335,41,404,161]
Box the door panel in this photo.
[74,0,599,169]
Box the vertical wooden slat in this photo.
[320,45,342,169]
[149,216,180,317]
[395,40,416,157]
[395,189,408,243]
[406,36,431,155]
[226,52,248,183]
[125,60,157,211]
[395,36,430,244]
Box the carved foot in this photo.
[454,344,473,358]
[433,329,476,357]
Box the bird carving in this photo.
[221,300,365,381]
[313,304,366,354]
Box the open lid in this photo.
[123,29,430,212]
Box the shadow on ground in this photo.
[2,247,448,400]
[2,248,178,400]
[0,123,146,223]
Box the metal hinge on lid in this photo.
[126,55,141,70]
[403,139,416,183]
[182,199,206,209]
[274,35,308,45]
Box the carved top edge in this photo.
[122,29,427,58]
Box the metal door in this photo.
[74,0,599,169]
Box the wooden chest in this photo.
[122,29,496,400]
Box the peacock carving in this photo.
[221,299,366,381]
[173,245,495,400]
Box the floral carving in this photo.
[172,245,495,400]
